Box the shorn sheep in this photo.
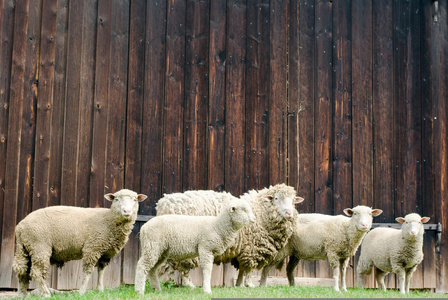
[356,213,430,294]
[13,189,147,298]
[155,184,304,287]
[260,206,383,292]
[135,199,256,294]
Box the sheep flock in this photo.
[12,185,432,297]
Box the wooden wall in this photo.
[0,0,446,292]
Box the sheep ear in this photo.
[264,195,273,202]
[396,217,406,224]
[343,208,353,216]
[137,194,148,202]
[104,193,115,202]
[421,217,431,223]
[295,196,305,204]
[371,209,383,217]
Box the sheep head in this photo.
[105,189,148,220]
[396,213,430,240]
[343,205,383,232]
[263,184,304,220]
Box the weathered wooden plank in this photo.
[33,0,58,211]
[0,0,31,288]
[140,0,167,215]
[289,0,315,278]
[268,0,287,185]
[122,0,146,285]
[0,0,15,265]
[434,0,448,292]
[393,0,422,217]
[245,0,270,191]
[163,0,186,195]
[352,0,373,208]
[225,0,246,198]
[207,0,226,192]
[314,0,333,280]
[89,0,112,210]
[183,0,209,191]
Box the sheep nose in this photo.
[122,209,132,216]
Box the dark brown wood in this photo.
[183,0,209,191]
[163,0,186,195]
[225,0,246,197]
[269,0,287,185]
[352,0,373,208]
[314,0,333,279]
[245,0,270,191]
[140,0,167,215]
[207,0,226,192]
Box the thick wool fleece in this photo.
[135,199,255,294]
[357,213,430,294]
[155,184,300,287]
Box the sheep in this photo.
[12,189,147,298]
[155,184,304,288]
[356,213,430,294]
[134,198,256,294]
[259,205,383,292]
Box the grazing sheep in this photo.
[356,213,430,294]
[156,184,304,288]
[260,206,383,292]
[135,199,256,294]
[12,189,147,298]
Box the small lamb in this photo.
[356,213,430,294]
[260,206,383,292]
[135,199,256,294]
[13,189,147,298]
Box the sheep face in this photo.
[105,189,148,220]
[228,200,256,228]
[343,205,383,232]
[396,213,430,240]
[264,184,304,220]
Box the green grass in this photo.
[17,283,447,299]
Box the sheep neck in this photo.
[345,219,367,249]
[213,211,240,246]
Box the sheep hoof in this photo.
[203,289,212,294]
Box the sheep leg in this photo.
[198,250,214,294]
[340,258,350,292]
[135,257,148,294]
[259,265,272,287]
[405,266,417,294]
[329,256,341,292]
[29,250,52,298]
[17,273,31,298]
[244,271,255,287]
[374,268,387,291]
[356,258,372,289]
[13,244,31,297]
[397,270,406,294]
[96,258,110,292]
[235,269,245,286]
[80,253,102,295]
[180,269,195,289]
[286,255,300,286]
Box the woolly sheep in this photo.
[155,184,304,288]
[134,199,256,294]
[356,213,430,294]
[13,189,147,298]
[260,206,383,292]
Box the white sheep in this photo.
[134,199,256,294]
[260,206,383,292]
[155,184,304,288]
[356,213,430,294]
[12,189,147,298]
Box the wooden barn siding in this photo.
[0,0,446,292]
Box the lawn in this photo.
[16,283,447,299]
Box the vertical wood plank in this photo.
[352,0,373,207]
[183,0,209,191]
[269,0,287,185]
[314,0,333,279]
[393,0,422,216]
[225,0,246,198]
[245,0,270,191]
[207,0,227,192]
[0,0,15,267]
[164,0,186,194]
[122,0,146,285]
[372,0,395,289]
[332,0,353,286]
[289,0,316,278]
[434,0,448,292]
[141,0,167,215]
[89,0,112,209]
